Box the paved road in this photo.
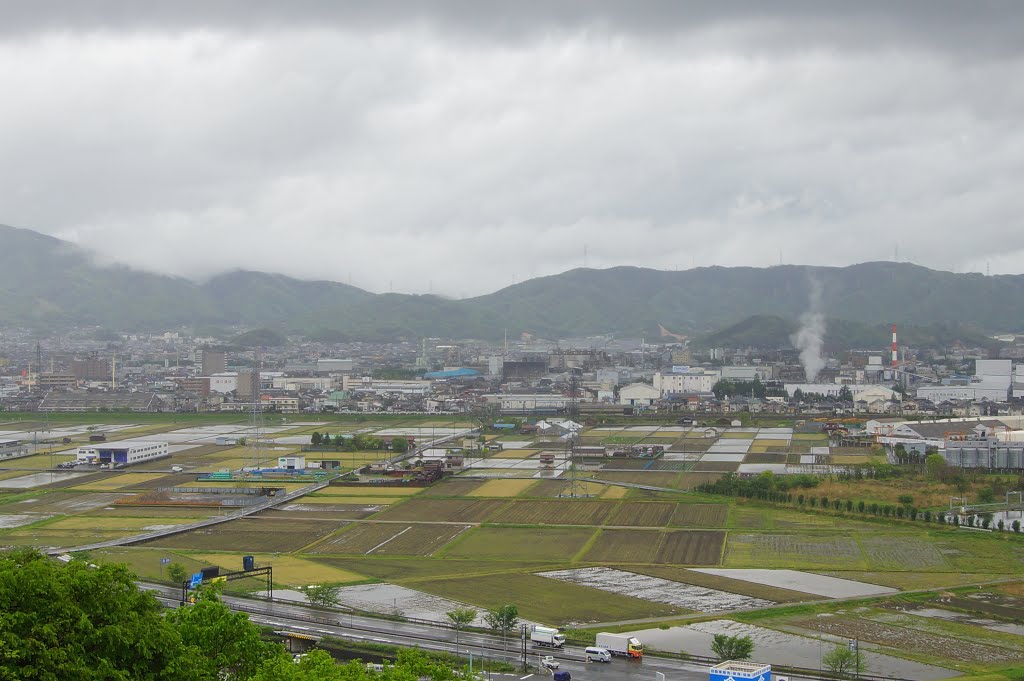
[141,583,828,681]
[47,480,331,555]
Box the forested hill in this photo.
[2,223,1021,341]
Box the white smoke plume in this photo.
[791,279,826,382]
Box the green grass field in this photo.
[442,526,596,561]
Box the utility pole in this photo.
[520,624,528,672]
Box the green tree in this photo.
[305,583,342,608]
[822,644,864,677]
[247,650,350,681]
[925,453,946,480]
[484,604,519,654]
[166,586,283,680]
[838,385,853,403]
[391,437,409,454]
[311,432,323,447]
[978,487,996,504]
[0,549,203,681]
[446,607,477,657]
[710,633,755,661]
[167,561,188,584]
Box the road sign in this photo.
[189,573,203,589]
[160,558,171,566]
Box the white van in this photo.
[585,647,611,663]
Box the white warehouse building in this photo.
[209,372,239,394]
[76,439,170,466]
[654,368,721,396]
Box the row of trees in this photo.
[700,473,1024,533]
[308,432,408,453]
[711,379,788,400]
[446,605,519,656]
[699,471,821,497]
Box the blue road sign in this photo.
[189,573,203,589]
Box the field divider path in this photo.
[365,526,411,554]
[45,479,334,555]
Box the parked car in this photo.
[171,465,184,473]
[541,657,559,670]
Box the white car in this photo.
[540,656,559,670]
[171,465,184,473]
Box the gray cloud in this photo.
[1,5,1023,296]
[5,2,1024,56]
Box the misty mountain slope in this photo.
[471,263,1024,336]
[199,271,373,327]
[0,224,216,327]
[2,224,1023,340]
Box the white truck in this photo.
[594,632,643,659]
[530,626,566,648]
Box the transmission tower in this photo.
[564,372,585,497]
[564,434,585,498]
[248,351,265,471]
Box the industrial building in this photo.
[209,372,239,393]
[485,394,571,414]
[316,358,354,373]
[619,382,660,406]
[0,439,27,459]
[38,391,162,412]
[943,438,1024,470]
[654,367,721,396]
[916,359,1014,403]
[277,455,306,470]
[76,440,170,465]
[721,365,774,381]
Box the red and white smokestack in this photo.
[891,324,898,367]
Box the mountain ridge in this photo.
[2,224,1021,341]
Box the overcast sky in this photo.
[2,2,1022,297]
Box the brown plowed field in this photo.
[372,498,507,523]
[655,530,724,565]
[606,502,675,527]
[669,504,729,528]
[487,500,616,526]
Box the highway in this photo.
[141,583,705,678]
[140,583,819,681]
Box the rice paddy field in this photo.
[5,413,1024,670]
